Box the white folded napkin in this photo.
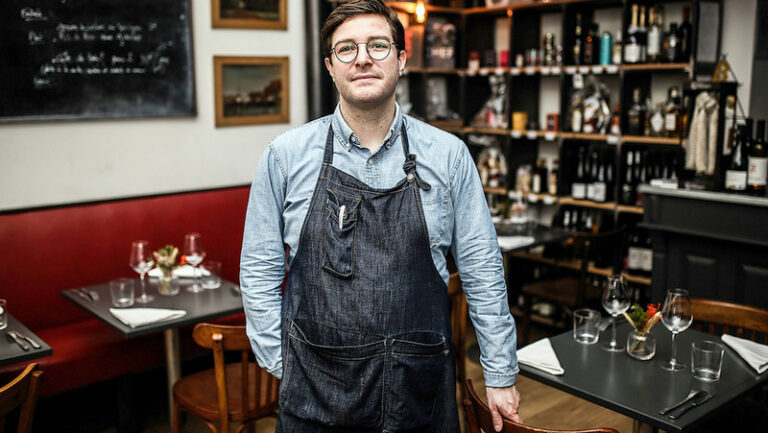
[497,236,535,252]
[721,334,768,374]
[109,308,187,328]
[147,264,209,278]
[517,338,564,375]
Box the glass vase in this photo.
[157,270,180,296]
[626,330,656,360]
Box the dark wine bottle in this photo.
[747,119,767,195]
[572,146,587,199]
[725,124,748,193]
[621,150,635,205]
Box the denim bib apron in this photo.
[276,124,459,433]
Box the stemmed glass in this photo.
[129,240,154,304]
[601,274,632,352]
[660,288,693,371]
[183,233,206,293]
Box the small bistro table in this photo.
[0,314,52,367]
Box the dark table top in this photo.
[0,314,53,366]
[62,279,244,338]
[519,323,768,433]
[494,222,571,252]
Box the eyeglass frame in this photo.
[328,39,398,64]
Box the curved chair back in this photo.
[463,379,618,433]
[448,272,468,399]
[690,298,768,344]
[0,363,43,433]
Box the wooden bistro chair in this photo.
[690,298,768,343]
[463,379,618,433]
[448,271,469,400]
[0,363,43,433]
[172,324,279,433]
[519,228,624,345]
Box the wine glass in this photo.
[660,288,693,371]
[183,233,206,293]
[601,274,632,352]
[129,240,154,303]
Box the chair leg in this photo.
[172,402,181,433]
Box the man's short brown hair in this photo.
[321,0,405,60]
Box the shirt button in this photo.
[367,159,373,165]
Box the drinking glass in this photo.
[129,240,154,303]
[183,233,206,293]
[660,288,693,371]
[601,274,631,352]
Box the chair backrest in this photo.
[192,323,279,431]
[0,363,43,433]
[690,298,768,344]
[448,272,468,398]
[462,379,618,433]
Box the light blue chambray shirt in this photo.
[240,104,518,387]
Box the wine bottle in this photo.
[637,5,648,63]
[640,229,653,276]
[621,150,635,205]
[573,12,583,65]
[549,158,559,196]
[649,102,665,137]
[593,152,607,203]
[679,6,693,61]
[647,6,663,63]
[584,23,600,65]
[663,22,681,63]
[586,149,598,201]
[627,229,642,274]
[747,119,767,195]
[605,150,614,202]
[572,146,587,199]
[624,5,642,64]
[634,150,646,206]
[725,124,748,193]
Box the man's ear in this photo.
[398,50,407,76]
[324,57,334,80]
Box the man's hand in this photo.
[486,385,522,432]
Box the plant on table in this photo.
[624,303,662,358]
[152,245,187,295]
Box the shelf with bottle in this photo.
[385,1,463,15]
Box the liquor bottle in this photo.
[570,92,584,133]
[624,5,642,64]
[604,150,614,202]
[593,152,607,203]
[532,158,548,194]
[600,31,613,65]
[572,146,587,199]
[663,23,681,63]
[679,6,693,61]
[610,102,621,136]
[635,150,647,206]
[722,95,737,156]
[649,102,665,137]
[613,30,623,65]
[548,158,559,196]
[637,5,648,63]
[647,7,663,63]
[621,150,635,205]
[665,86,682,138]
[627,88,645,136]
[725,124,748,193]
[584,24,600,65]
[573,12,583,65]
[747,119,767,195]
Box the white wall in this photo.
[720,0,757,112]
[0,0,307,211]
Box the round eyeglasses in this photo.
[330,38,396,63]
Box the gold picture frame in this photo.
[211,0,287,30]
[213,56,289,127]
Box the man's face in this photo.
[324,14,406,109]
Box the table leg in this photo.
[164,328,181,431]
[632,419,657,433]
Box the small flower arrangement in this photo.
[625,303,662,334]
[152,245,187,296]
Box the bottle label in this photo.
[650,113,664,134]
[648,30,661,56]
[748,157,768,186]
[725,170,747,190]
[572,110,582,133]
[586,183,595,200]
[665,113,677,132]
[641,248,653,272]
[572,183,586,199]
[532,174,541,193]
[593,182,606,202]
[624,44,640,63]
[628,247,642,271]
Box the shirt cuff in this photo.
[483,369,518,388]
[267,362,283,380]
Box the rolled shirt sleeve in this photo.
[240,143,288,378]
[449,144,519,388]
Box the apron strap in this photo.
[323,126,335,164]
[400,124,431,191]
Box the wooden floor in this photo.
[100,324,634,433]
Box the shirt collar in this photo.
[331,103,403,152]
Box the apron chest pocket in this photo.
[323,189,360,278]
[284,321,385,428]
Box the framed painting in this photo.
[211,0,287,30]
[213,56,289,127]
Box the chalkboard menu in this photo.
[0,0,196,122]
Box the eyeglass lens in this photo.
[333,39,393,63]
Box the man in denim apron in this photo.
[241,1,521,431]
